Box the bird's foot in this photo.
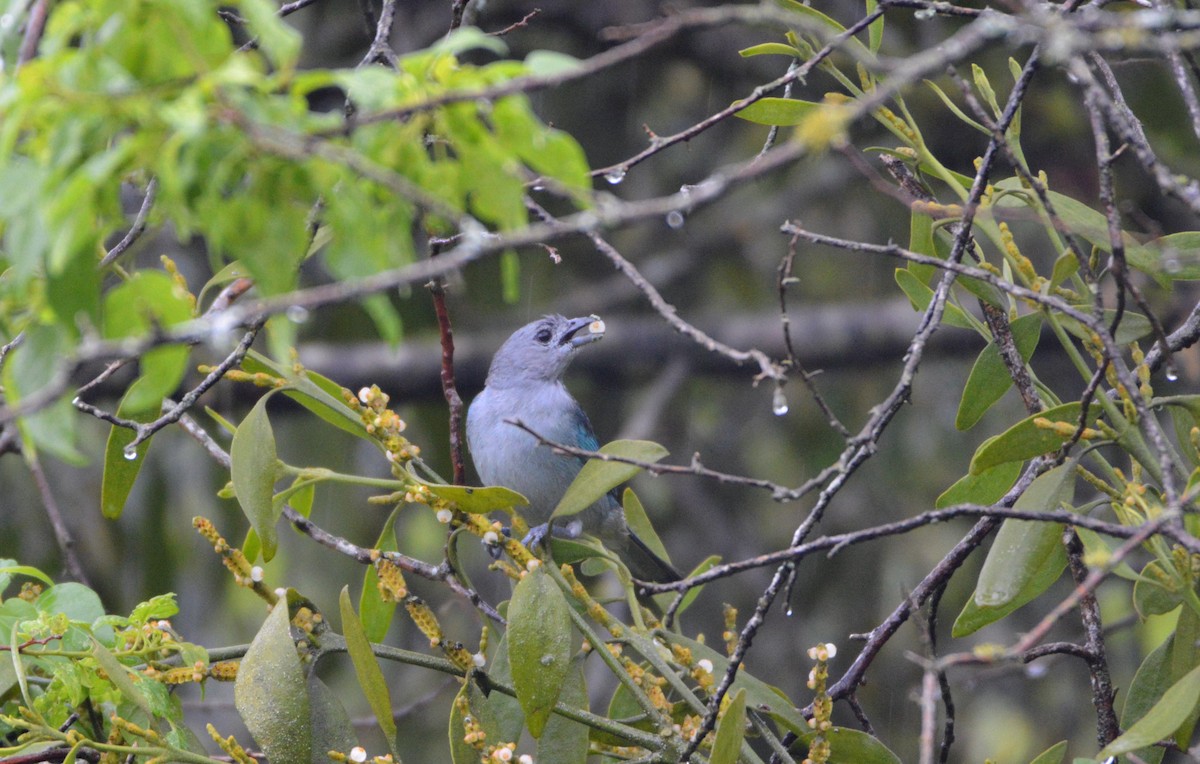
[521,523,551,551]
[521,519,583,551]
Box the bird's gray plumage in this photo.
[466,315,680,582]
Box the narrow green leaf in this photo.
[908,208,937,284]
[710,688,747,764]
[231,395,281,561]
[971,64,1000,115]
[419,482,528,513]
[536,654,589,764]
[866,0,884,52]
[449,684,483,764]
[662,633,806,734]
[235,601,311,764]
[339,587,398,757]
[507,567,572,738]
[955,313,1042,431]
[969,402,1097,474]
[90,638,152,717]
[0,565,55,587]
[308,674,358,764]
[738,42,801,58]
[621,489,670,562]
[675,555,722,619]
[100,388,159,519]
[973,463,1075,609]
[936,461,1022,509]
[487,635,526,743]
[924,80,989,135]
[553,440,669,519]
[1101,663,1200,757]
[1028,740,1068,764]
[734,97,820,126]
[360,508,400,643]
[1121,633,1177,764]
[894,268,974,330]
[242,350,368,441]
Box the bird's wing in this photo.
[567,403,624,508]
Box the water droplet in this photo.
[772,387,789,416]
[1164,254,1182,274]
[1167,367,1179,382]
[604,168,626,185]
[914,7,935,18]
[286,305,310,324]
[71,397,81,406]
[123,446,138,461]
[785,607,794,617]
[665,210,685,229]
[540,654,554,666]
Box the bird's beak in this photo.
[562,315,605,349]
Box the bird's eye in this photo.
[534,328,553,344]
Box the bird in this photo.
[466,314,681,583]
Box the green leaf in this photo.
[953,541,1067,637]
[487,635,526,743]
[100,389,160,519]
[1134,231,1200,280]
[1050,252,1080,288]
[536,654,589,764]
[969,402,1097,474]
[360,509,400,643]
[102,271,194,414]
[339,587,398,757]
[710,688,747,764]
[0,564,55,588]
[973,463,1075,608]
[553,440,668,519]
[1028,740,1068,764]
[894,268,974,330]
[734,97,820,126]
[90,637,153,717]
[675,555,722,619]
[621,489,670,563]
[1120,634,1178,764]
[1133,560,1184,618]
[955,313,1042,430]
[524,50,583,77]
[418,481,528,514]
[924,80,989,135]
[791,727,903,764]
[908,207,937,284]
[235,0,302,70]
[308,674,358,764]
[662,633,806,734]
[507,567,572,738]
[231,394,281,561]
[242,350,369,440]
[235,601,311,764]
[738,42,801,58]
[866,0,884,53]
[936,461,1022,509]
[1060,309,1152,345]
[2,323,84,465]
[1100,663,1200,758]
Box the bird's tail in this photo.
[619,530,682,583]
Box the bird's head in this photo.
[485,314,605,385]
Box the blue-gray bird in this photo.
[466,315,680,582]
